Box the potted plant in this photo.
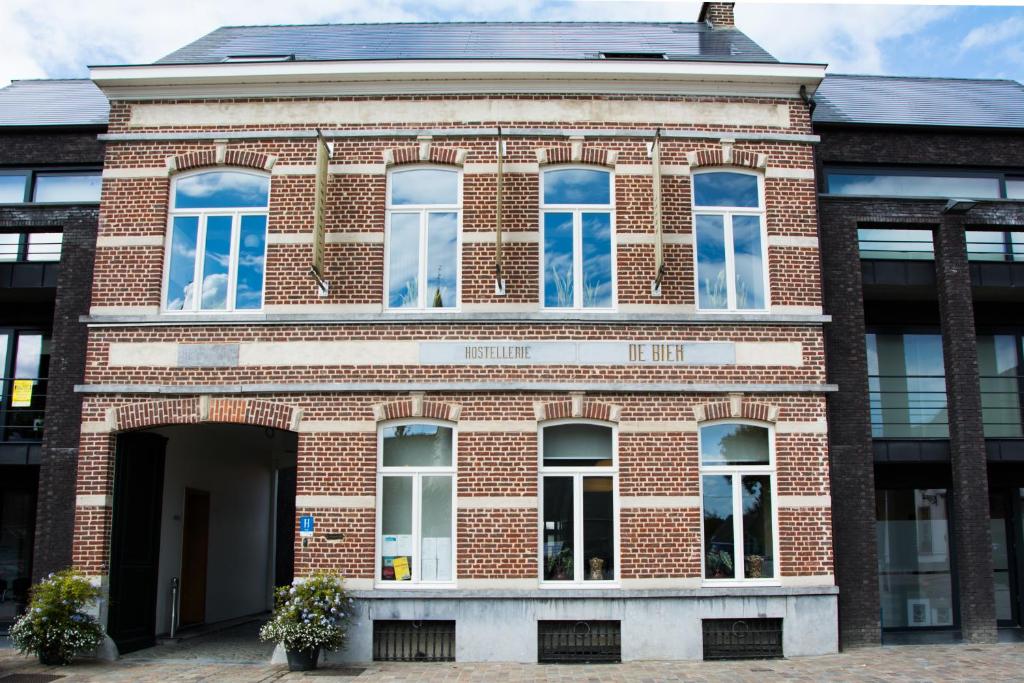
[545,547,574,580]
[706,548,734,579]
[8,569,105,665]
[259,572,353,671]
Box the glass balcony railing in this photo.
[0,376,46,442]
[869,374,949,439]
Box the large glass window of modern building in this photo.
[825,167,1021,200]
[978,335,1023,438]
[0,170,101,204]
[876,488,955,629]
[867,333,948,439]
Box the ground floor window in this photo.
[699,422,776,581]
[378,423,455,585]
[876,488,954,629]
[540,422,617,584]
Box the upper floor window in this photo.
[699,421,776,582]
[824,167,1023,200]
[164,170,269,312]
[857,228,934,261]
[377,422,456,585]
[0,232,62,263]
[386,167,460,310]
[541,168,614,309]
[692,171,767,311]
[867,332,948,439]
[0,170,101,204]
[540,421,617,584]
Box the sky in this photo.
[0,0,1022,87]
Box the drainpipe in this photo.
[170,577,179,639]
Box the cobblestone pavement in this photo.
[2,642,1024,682]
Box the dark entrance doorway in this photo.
[991,487,1024,627]
[180,488,210,627]
[107,431,166,654]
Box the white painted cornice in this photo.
[90,59,826,101]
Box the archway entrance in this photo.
[106,423,297,654]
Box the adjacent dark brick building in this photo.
[0,79,107,629]
[814,74,1024,647]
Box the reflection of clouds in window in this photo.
[544,169,610,205]
[544,212,574,307]
[696,215,726,309]
[391,169,458,205]
[827,173,1000,199]
[694,172,759,207]
[388,213,421,308]
[175,172,270,209]
[732,216,764,310]
[201,273,228,310]
[582,213,612,308]
[427,212,457,308]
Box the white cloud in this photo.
[0,0,971,88]
[960,14,1024,54]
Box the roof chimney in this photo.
[698,2,735,29]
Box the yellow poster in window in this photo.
[12,380,33,407]
[392,556,411,581]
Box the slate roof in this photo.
[814,74,1024,129]
[156,22,778,65]
[0,79,108,127]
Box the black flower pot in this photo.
[38,650,66,666]
[286,647,320,671]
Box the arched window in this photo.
[377,421,456,585]
[541,167,614,309]
[385,167,461,310]
[699,421,776,582]
[539,421,617,584]
[164,170,269,312]
[692,170,767,311]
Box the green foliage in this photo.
[706,548,734,577]
[8,569,105,665]
[259,573,353,653]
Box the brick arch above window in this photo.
[534,396,621,423]
[382,144,469,167]
[686,144,767,171]
[692,395,779,424]
[371,395,462,423]
[165,145,278,175]
[536,145,618,167]
[110,397,301,433]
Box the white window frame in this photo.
[384,165,463,312]
[161,168,270,314]
[537,418,620,587]
[375,418,458,589]
[691,168,769,312]
[539,165,617,311]
[698,419,780,586]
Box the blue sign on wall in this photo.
[299,515,315,537]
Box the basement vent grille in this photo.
[372,620,455,662]
[702,618,783,660]
[537,620,621,663]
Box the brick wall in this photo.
[73,91,831,598]
[0,128,103,581]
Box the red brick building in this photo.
[76,2,837,661]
